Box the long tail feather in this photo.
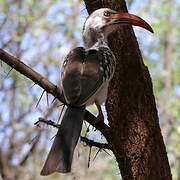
[41,106,85,176]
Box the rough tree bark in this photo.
[84,0,172,179]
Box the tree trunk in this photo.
[84,0,172,179]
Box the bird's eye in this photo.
[104,11,111,17]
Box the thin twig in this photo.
[51,96,57,104]
[93,148,101,161]
[3,68,13,79]
[34,117,60,128]
[46,92,49,107]
[57,104,65,123]
[88,147,91,168]
[102,149,112,157]
[80,136,110,150]
[30,83,36,88]
[36,90,45,108]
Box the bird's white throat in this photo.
[83,28,109,49]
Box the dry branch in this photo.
[34,117,60,128]
[0,49,62,99]
[35,118,110,150]
[80,136,110,150]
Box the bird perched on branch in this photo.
[41,8,153,176]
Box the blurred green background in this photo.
[0,0,179,179]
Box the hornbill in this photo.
[41,8,153,176]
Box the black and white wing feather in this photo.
[61,46,115,106]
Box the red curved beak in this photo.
[111,12,154,33]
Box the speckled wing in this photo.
[61,47,106,106]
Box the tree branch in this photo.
[0,48,111,138]
[80,136,110,150]
[35,118,110,150]
[34,117,60,128]
[84,111,111,138]
[20,131,41,166]
[0,48,62,100]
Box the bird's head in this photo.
[83,8,153,47]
